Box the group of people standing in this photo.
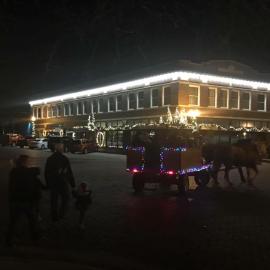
[6,143,92,247]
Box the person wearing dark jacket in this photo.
[6,155,41,247]
[45,143,75,222]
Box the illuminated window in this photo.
[151,89,159,107]
[241,92,250,110]
[257,94,266,111]
[128,93,136,109]
[137,91,144,108]
[116,95,122,111]
[208,88,216,107]
[230,91,239,109]
[163,86,171,106]
[108,97,116,111]
[188,85,199,106]
[219,89,228,108]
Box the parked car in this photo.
[16,136,34,148]
[70,138,97,154]
[29,138,48,149]
[1,133,23,146]
[48,136,73,152]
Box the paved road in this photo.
[1,146,270,269]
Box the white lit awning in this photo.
[29,71,270,106]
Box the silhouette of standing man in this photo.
[45,143,75,222]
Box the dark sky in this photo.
[1,0,270,114]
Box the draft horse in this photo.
[202,140,259,186]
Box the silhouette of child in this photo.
[72,182,92,229]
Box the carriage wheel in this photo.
[178,175,189,194]
[133,173,145,193]
[194,170,210,187]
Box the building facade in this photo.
[29,61,270,148]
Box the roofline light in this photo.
[29,71,270,106]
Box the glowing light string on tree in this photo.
[166,107,173,124]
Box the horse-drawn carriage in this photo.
[125,125,262,192]
[126,127,210,193]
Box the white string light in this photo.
[29,71,270,106]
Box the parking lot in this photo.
[1,146,270,269]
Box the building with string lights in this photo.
[29,60,270,149]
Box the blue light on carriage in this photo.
[179,164,210,175]
[161,147,187,152]
[126,146,145,172]
[126,146,145,152]
[160,146,187,172]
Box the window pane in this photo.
[33,108,36,118]
[93,100,98,113]
[99,98,104,112]
[47,106,52,118]
[64,104,69,116]
[43,107,47,118]
[151,89,159,107]
[83,101,88,114]
[188,86,199,105]
[163,87,171,105]
[208,88,216,107]
[138,91,144,108]
[38,108,42,118]
[77,102,83,115]
[117,130,123,148]
[219,90,228,107]
[109,97,116,111]
[57,105,62,116]
[257,94,265,111]
[230,91,239,109]
[129,93,136,109]
[117,95,122,110]
[241,93,250,110]
[107,131,118,148]
[70,103,75,115]
[52,106,57,117]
